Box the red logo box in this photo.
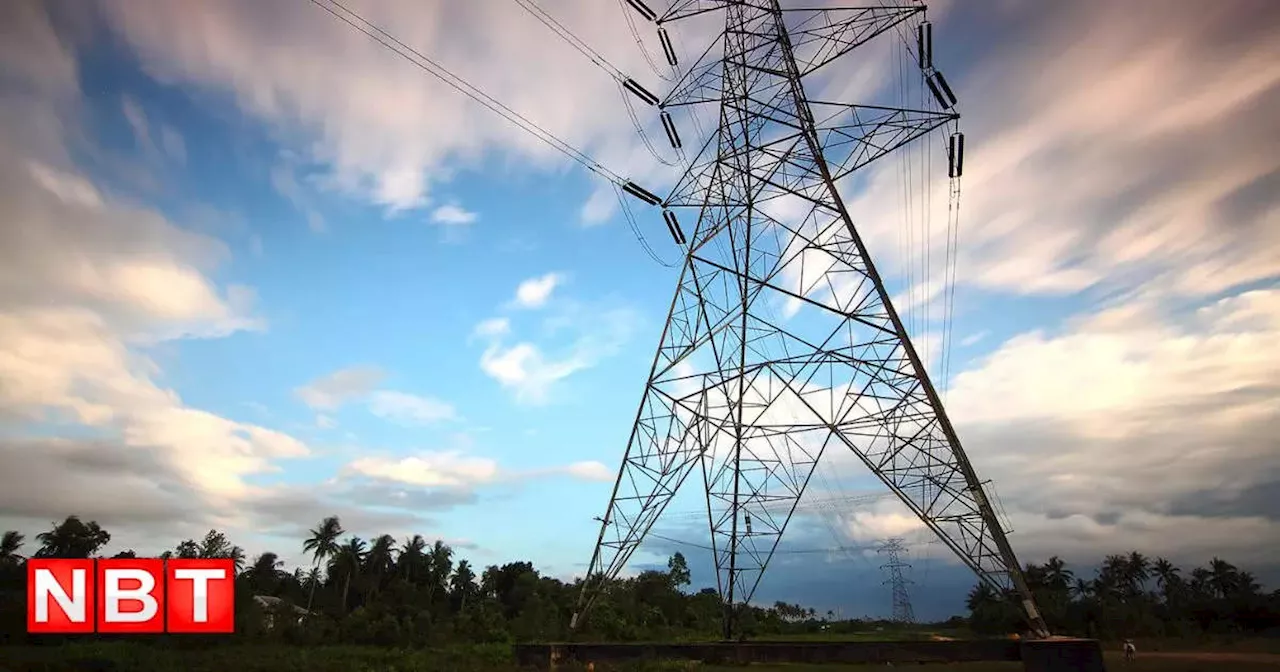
[27,558,235,633]
[27,558,94,633]
[166,558,235,633]
[97,558,165,633]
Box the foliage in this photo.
[3,515,1276,654]
[964,553,1280,639]
[0,515,847,648]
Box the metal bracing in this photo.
[574,0,1049,640]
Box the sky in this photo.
[1,0,1278,622]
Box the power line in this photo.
[309,0,626,186]
[514,0,628,82]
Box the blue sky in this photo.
[1,0,1278,621]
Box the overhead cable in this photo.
[310,0,626,186]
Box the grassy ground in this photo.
[3,642,1278,672]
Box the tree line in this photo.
[968,552,1280,638]
[0,515,833,646]
[2,516,1277,647]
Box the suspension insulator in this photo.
[623,78,660,106]
[624,0,657,22]
[660,110,683,150]
[658,27,678,67]
[926,71,958,110]
[663,209,686,245]
[948,132,965,178]
[623,181,662,206]
[917,21,933,70]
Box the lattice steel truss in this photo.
[879,538,916,624]
[573,0,1048,639]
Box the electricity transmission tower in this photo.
[572,0,1049,641]
[879,538,916,624]
[311,0,1046,644]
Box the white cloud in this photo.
[296,368,456,425]
[368,391,457,425]
[476,299,638,404]
[472,317,510,339]
[0,4,308,513]
[94,0,706,215]
[430,203,477,226]
[938,288,1280,565]
[512,272,562,309]
[563,461,613,482]
[346,452,617,488]
[316,414,336,429]
[347,451,499,488]
[480,341,587,405]
[294,366,385,411]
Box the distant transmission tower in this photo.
[572,0,1049,640]
[879,538,916,624]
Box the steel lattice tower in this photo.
[879,538,916,624]
[573,0,1049,640]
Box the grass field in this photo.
[2,642,1278,672]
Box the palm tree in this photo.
[364,534,397,601]
[1125,551,1150,596]
[302,516,344,613]
[1209,557,1239,599]
[425,540,454,606]
[228,545,247,575]
[1096,555,1129,602]
[366,535,397,576]
[1152,558,1180,601]
[0,531,25,566]
[400,534,427,583]
[328,536,367,613]
[1235,571,1261,598]
[450,559,477,610]
[1043,556,1073,592]
[248,552,285,594]
[1208,555,1239,596]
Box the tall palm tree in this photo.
[400,535,427,583]
[228,546,247,575]
[1125,551,1150,596]
[1043,556,1074,592]
[424,540,454,607]
[248,552,285,595]
[1208,557,1239,599]
[1152,558,1180,601]
[451,559,477,610]
[364,534,397,601]
[302,516,344,613]
[0,531,25,566]
[1235,571,1261,598]
[327,536,367,613]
